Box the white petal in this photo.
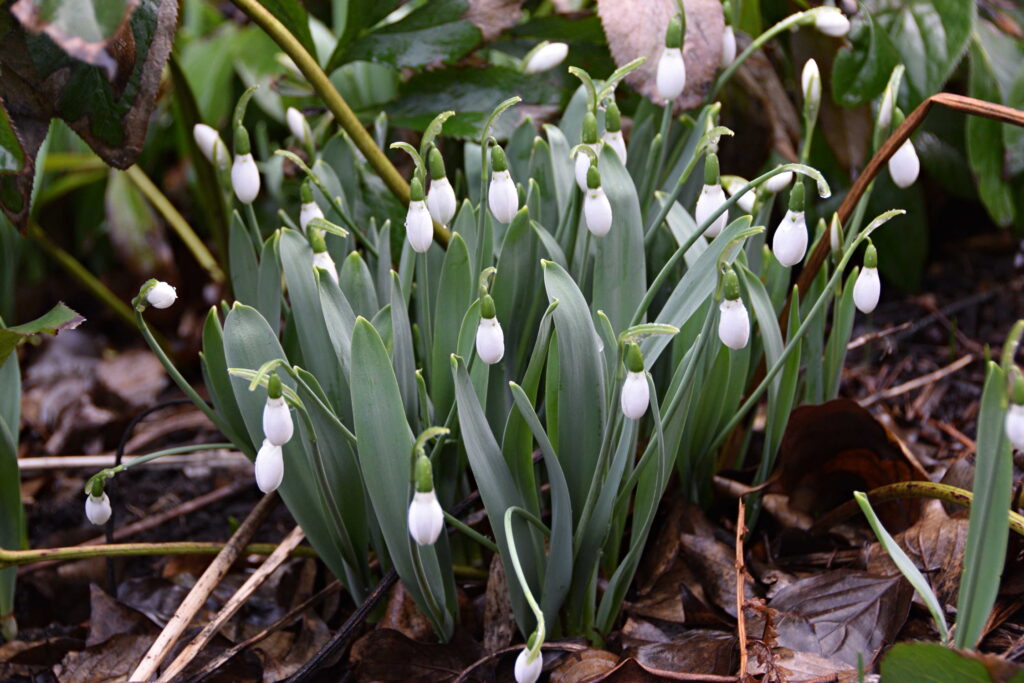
[718,299,750,349]
[312,251,339,283]
[721,26,737,67]
[1006,404,1024,451]
[476,317,505,365]
[231,153,261,204]
[696,184,728,238]
[604,131,627,164]
[574,145,599,191]
[300,201,324,231]
[514,647,544,683]
[405,200,434,253]
[426,176,457,225]
[193,124,230,169]
[85,493,112,526]
[764,170,793,194]
[286,107,312,146]
[147,281,177,309]
[263,396,294,446]
[877,86,894,130]
[802,59,821,110]
[656,47,686,100]
[255,440,284,493]
[815,7,851,36]
[584,188,613,236]
[525,42,569,74]
[488,170,519,223]
[888,139,920,189]
[620,371,650,419]
[853,266,880,314]
[772,210,807,267]
[407,490,444,545]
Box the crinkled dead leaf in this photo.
[483,551,516,652]
[350,628,484,681]
[621,619,738,676]
[596,0,723,110]
[549,648,619,682]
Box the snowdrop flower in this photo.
[426,147,457,226]
[488,146,519,223]
[286,107,313,148]
[231,126,260,204]
[721,25,737,67]
[476,295,505,365]
[405,177,434,252]
[718,268,749,349]
[764,167,793,194]
[583,165,613,237]
[829,214,843,255]
[1006,374,1024,451]
[603,101,627,164]
[656,14,686,101]
[408,455,444,546]
[515,645,543,683]
[722,176,756,214]
[772,182,807,267]
[309,229,339,283]
[620,344,650,420]
[262,374,293,446]
[888,137,919,189]
[523,41,569,74]
[299,180,324,231]
[146,281,177,309]
[802,59,821,123]
[255,439,284,493]
[575,112,601,191]
[853,242,880,314]
[85,491,112,526]
[814,7,851,37]
[192,123,230,169]
[696,153,728,238]
[877,83,895,131]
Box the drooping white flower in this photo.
[488,170,519,224]
[255,439,284,493]
[722,176,756,213]
[311,250,339,283]
[193,124,230,169]
[721,25,737,67]
[854,267,880,314]
[85,492,112,526]
[603,101,627,164]
[696,184,728,238]
[286,107,313,147]
[476,311,505,365]
[764,170,793,194]
[888,138,920,189]
[514,647,543,683]
[427,176,457,226]
[1006,404,1024,451]
[772,210,807,267]
[718,298,750,350]
[574,146,600,191]
[232,153,260,204]
[657,48,686,101]
[620,371,650,420]
[584,187,613,237]
[815,7,851,37]
[407,490,444,546]
[524,41,569,74]
[405,177,434,253]
[146,281,177,309]
[300,201,323,231]
[263,396,293,446]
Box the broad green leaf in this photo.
[956,361,1013,648]
[229,211,259,305]
[255,232,282,330]
[199,308,252,453]
[831,11,900,107]
[0,346,25,626]
[967,39,1016,227]
[881,643,1004,682]
[340,251,378,319]
[430,233,472,418]
[493,208,542,378]
[0,303,83,366]
[389,271,418,427]
[824,270,858,399]
[332,0,402,53]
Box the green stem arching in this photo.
[504,506,547,657]
[84,442,235,494]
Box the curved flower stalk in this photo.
[620,343,650,419]
[426,147,457,226]
[405,177,434,252]
[718,267,750,349]
[522,41,568,74]
[575,112,601,191]
[656,13,686,101]
[503,507,546,683]
[603,101,627,164]
[583,164,613,237]
[695,153,728,238]
[772,181,808,267]
[488,146,519,223]
[853,242,881,314]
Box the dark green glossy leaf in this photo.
[430,233,472,418]
[200,307,252,453]
[881,643,1008,682]
[229,211,259,305]
[968,40,1016,227]
[260,0,317,62]
[831,11,900,107]
[0,104,25,173]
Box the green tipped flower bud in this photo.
[582,112,598,144]
[300,179,314,204]
[722,267,741,301]
[587,163,601,190]
[414,454,434,493]
[480,294,496,320]
[665,13,684,49]
[233,125,251,156]
[788,181,805,212]
[625,342,644,373]
[309,228,327,254]
[863,241,877,268]
[704,153,720,186]
[491,145,508,172]
[410,176,425,202]
[90,477,105,498]
[723,0,733,25]
[268,373,283,399]
[606,101,622,133]
[429,147,447,179]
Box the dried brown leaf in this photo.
[350,628,484,681]
[549,648,620,682]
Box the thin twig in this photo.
[158,526,306,682]
[1,540,315,569]
[16,450,248,471]
[735,499,748,681]
[130,492,278,682]
[858,354,973,407]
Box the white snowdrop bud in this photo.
[764,170,793,194]
[298,180,323,231]
[232,153,260,204]
[574,146,601,191]
[697,153,728,238]
[255,439,284,493]
[476,298,505,365]
[85,492,112,526]
[309,229,339,283]
[772,183,807,267]
[657,48,686,101]
[722,176,756,213]
[146,281,177,309]
[515,647,543,683]
[488,170,519,224]
[583,166,612,237]
[286,107,313,147]
[721,25,737,67]
[1007,404,1024,451]
[407,490,444,545]
[193,124,230,169]
[888,138,919,189]
[853,243,880,314]
[575,112,601,191]
[802,59,821,116]
[604,131,626,164]
[815,7,851,37]
[524,41,569,74]
[877,85,895,131]
[718,299,750,350]
[603,102,627,164]
[620,371,649,420]
[263,397,293,446]
[426,148,457,225]
[406,178,434,253]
